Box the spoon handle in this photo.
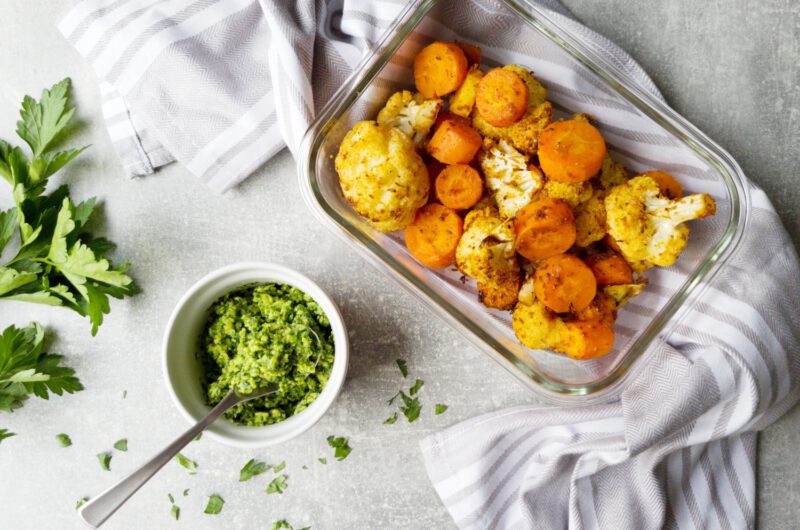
[78,391,240,528]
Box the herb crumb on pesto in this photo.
[199,284,335,427]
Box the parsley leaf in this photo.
[204,495,224,515]
[0,322,82,414]
[273,461,286,473]
[183,489,189,496]
[0,78,138,336]
[56,433,72,447]
[170,504,180,521]
[265,474,288,494]
[383,412,398,425]
[409,379,424,396]
[435,404,449,415]
[395,358,408,378]
[167,493,174,504]
[399,391,421,423]
[121,390,127,399]
[97,452,111,471]
[271,520,311,530]
[239,458,269,481]
[326,435,352,461]
[0,429,15,444]
[113,438,127,451]
[175,453,197,472]
[318,457,327,465]
[75,497,89,510]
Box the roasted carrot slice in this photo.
[475,68,529,127]
[435,164,483,210]
[643,170,683,199]
[585,252,634,287]
[404,203,464,268]
[455,41,482,66]
[538,120,607,183]
[426,118,483,164]
[561,318,615,360]
[414,41,469,99]
[534,254,597,313]
[514,198,576,260]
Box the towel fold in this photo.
[60,1,800,528]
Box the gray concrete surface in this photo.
[0,0,797,529]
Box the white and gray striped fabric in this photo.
[59,1,800,529]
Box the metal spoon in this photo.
[78,383,279,528]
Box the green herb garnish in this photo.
[383,412,398,425]
[395,358,408,378]
[399,391,421,423]
[121,390,127,399]
[183,489,189,496]
[55,433,72,447]
[435,404,449,415]
[170,504,180,521]
[97,452,111,471]
[239,458,269,481]
[113,438,127,451]
[167,493,174,504]
[265,475,288,494]
[318,457,327,465]
[271,520,310,530]
[75,497,89,510]
[0,429,15,444]
[409,379,424,396]
[0,323,82,416]
[327,435,352,461]
[0,79,138,335]
[204,495,224,515]
[175,453,197,471]
[273,461,286,473]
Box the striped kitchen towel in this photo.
[58,1,800,529]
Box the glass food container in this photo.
[297,0,749,403]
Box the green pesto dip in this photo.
[199,283,334,427]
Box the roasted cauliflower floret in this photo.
[456,206,520,309]
[539,180,593,208]
[574,189,607,247]
[605,175,716,271]
[479,139,543,219]
[512,277,615,360]
[335,120,429,232]
[449,65,484,118]
[377,90,442,147]
[599,154,629,189]
[604,282,647,307]
[472,65,552,155]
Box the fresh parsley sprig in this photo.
[0,78,138,335]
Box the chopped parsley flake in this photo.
[170,504,180,520]
[175,453,197,471]
[55,433,72,447]
[183,489,190,496]
[395,358,408,378]
[75,497,89,510]
[113,438,127,451]
[399,391,421,423]
[435,404,449,415]
[240,459,270,481]
[384,412,398,424]
[265,474,288,494]
[273,461,286,473]
[409,379,424,396]
[97,452,111,471]
[318,457,327,465]
[167,493,174,504]
[327,435,352,461]
[204,495,224,515]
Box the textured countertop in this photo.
[0,1,797,528]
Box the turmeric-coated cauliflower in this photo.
[599,154,629,190]
[472,65,552,155]
[376,90,442,147]
[539,180,593,208]
[512,277,617,360]
[605,175,716,271]
[456,206,520,309]
[335,120,429,233]
[479,139,543,219]
[449,65,483,118]
[574,189,607,247]
[604,282,646,307]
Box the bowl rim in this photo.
[161,262,349,448]
[295,0,750,404]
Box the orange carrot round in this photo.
[585,252,634,287]
[404,203,464,268]
[514,198,576,260]
[562,318,615,360]
[643,170,683,199]
[534,254,597,313]
[603,234,622,254]
[475,68,529,127]
[414,42,469,99]
[435,164,483,210]
[426,118,483,164]
[538,120,607,183]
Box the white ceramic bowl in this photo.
[162,262,349,448]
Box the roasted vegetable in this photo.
[435,164,483,210]
[472,65,552,155]
[414,41,468,99]
[574,189,607,247]
[377,90,442,147]
[479,139,543,219]
[538,119,607,183]
[456,206,520,309]
[449,66,484,118]
[427,117,483,164]
[514,198,576,261]
[533,254,597,313]
[475,68,529,127]
[605,175,716,271]
[335,121,429,232]
[405,203,463,268]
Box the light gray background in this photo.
[0,1,797,529]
